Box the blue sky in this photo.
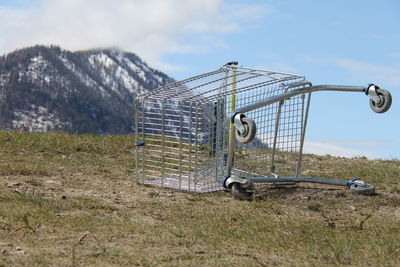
[0,0,399,159]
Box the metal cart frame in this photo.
[222,63,392,199]
[134,62,392,199]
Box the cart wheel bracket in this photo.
[365,84,381,103]
[365,84,392,113]
[221,176,230,189]
[225,176,255,200]
[347,178,365,188]
[223,175,250,189]
[233,114,257,144]
[347,178,375,195]
[233,113,246,134]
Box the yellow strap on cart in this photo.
[229,68,237,133]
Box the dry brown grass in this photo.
[0,130,399,266]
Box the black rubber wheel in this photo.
[370,89,392,114]
[235,117,256,144]
[231,181,255,200]
[350,183,375,195]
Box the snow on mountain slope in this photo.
[0,45,174,134]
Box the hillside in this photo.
[0,130,399,266]
[0,45,174,134]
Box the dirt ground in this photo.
[2,171,400,266]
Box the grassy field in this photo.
[0,130,399,266]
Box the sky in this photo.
[0,0,399,159]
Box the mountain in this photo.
[0,45,174,134]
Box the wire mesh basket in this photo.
[134,63,392,198]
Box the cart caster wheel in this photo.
[235,117,256,144]
[349,183,375,195]
[230,181,255,200]
[370,89,392,114]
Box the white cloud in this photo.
[0,0,268,72]
[334,58,400,87]
[298,54,400,87]
[225,3,272,21]
[389,52,400,58]
[303,139,382,159]
[258,132,383,159]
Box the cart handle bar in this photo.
[231,84,373,119]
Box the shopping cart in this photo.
[134,62,392,199]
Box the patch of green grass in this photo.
[0,130,135,179]
[0,130,135,155]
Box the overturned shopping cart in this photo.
[134,62,392,199]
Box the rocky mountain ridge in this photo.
[0,45,174,134]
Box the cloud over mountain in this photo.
[0,0,268,71]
